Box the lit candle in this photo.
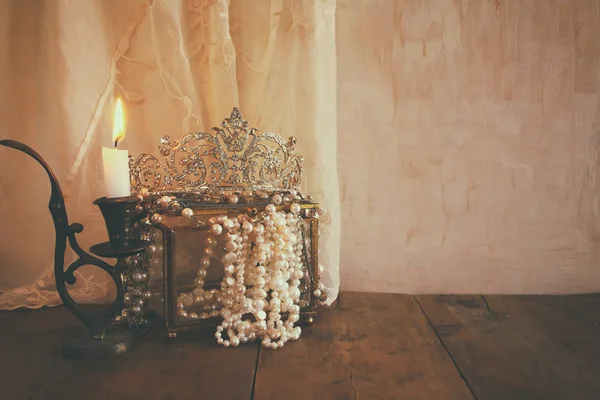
[102,97,131,198]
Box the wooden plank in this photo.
[30,323,258,400]
[416,294,600,400]
[253,292,474,400]
[0,306,79,400]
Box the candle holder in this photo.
[0,140,150,358]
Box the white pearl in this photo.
[254,224,265,235]
[221,308,232,318]
[270,297,281,308]
[253,277,265,287]
[293,269,303,279]
[274,216,286,227]
[313,289,322,297]
[159,195,171,207]
[211,224,223,235]
[182,208,194,218]
[227,194,239,204]
[254,299,266,310]
[318,264,324,273]
[224,265,235,275]
[217,215,229,223]
[150,213,163,225]
[225,241,237,252]
[272,194,283,205]
[223,340,230,347]
[223,219,235,230]
[223,252,237,264]
[182,295,194,307]
[230,336,240,346]
[269,278,285,291]
[200,257,211,268]
[256,310,267,320]
[289,287,301,300]
[225,277,236,286]
[242,301,252,313]
[265,204,276,214]
[243,221,253,233]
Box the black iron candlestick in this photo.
[0,140,150,358]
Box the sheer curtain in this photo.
[0,0,340,309]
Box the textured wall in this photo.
[337,0,600,293]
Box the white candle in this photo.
[102,98,131,198]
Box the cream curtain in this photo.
[0,0,340,309]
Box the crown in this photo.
[129,108,304,194]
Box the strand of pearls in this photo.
[209,204,304,348]
[177,228,223,320]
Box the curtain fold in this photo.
[0,0,340,309]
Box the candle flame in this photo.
[112,97,125,148]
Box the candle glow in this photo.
[113,97,125,148]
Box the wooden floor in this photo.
[2,292,600,400]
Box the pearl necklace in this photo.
[177,203,305,348]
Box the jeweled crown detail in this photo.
[129,108,303,192]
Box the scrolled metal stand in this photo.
[0,140,150,358]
